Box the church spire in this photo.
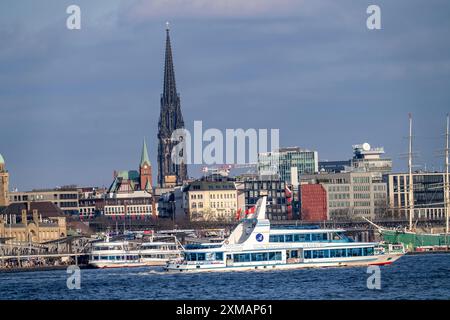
[140,138,150,166]
[157,23,187,187]
[162,22,177,106]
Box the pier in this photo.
[0,236,91,271]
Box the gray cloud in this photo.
[0,0,449,190]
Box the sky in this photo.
[0,0,450,191]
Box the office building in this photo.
[258,147,318,184]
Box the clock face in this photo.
[144,165,147,169]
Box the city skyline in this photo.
[1,0,449,190]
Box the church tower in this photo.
[0,153,10,206]
[157,23,188,187]
[139,139,152,192]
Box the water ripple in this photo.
[1,254,450,300]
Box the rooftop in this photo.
[186,180,236,191]
[1,202,65,217]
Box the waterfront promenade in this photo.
[0,236,91,271]
[1,217,449,272]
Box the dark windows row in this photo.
[233,251,282,263]
[60,193,78,199]
[304,247,374,259]
[184,252,223,261]
[270,233,328,243]
[91,255,139,261]
[60,201,79,207]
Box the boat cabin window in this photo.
[95,245,123,251]
[331,232,353,242]
[233,253,251,263]
[311,233,327,241]
[269,235,282,242]
[185,252,223,261]
[304,247,375,259]
[331,232,344,240]
[233,251,282,263]
[269,232,329,243]
[269,251,282,261]
[294,234,310,242]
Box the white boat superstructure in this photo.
[88,238,144,269]
[165,197,405,272]
[139,236,183,266]
[88,235,183,268]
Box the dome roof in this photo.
[0,153,4,164]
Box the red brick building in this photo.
[300,184,327,221]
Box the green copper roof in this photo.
[117,170,140,181]
[140,139,151,166]
[108,170,140,193]
[145,179,152,191]
[0,153,4,164]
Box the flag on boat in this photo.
[245,206,256,215]
[235,208,242,221]
[245,205,256,218]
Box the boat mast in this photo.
[408,113,414,231]
[445,114,449,234]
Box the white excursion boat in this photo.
[139,236,183,266]
[88,239,143,268]
[89,235,183,268]
[164,197,405,272]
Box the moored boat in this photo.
[139,235,183,266]
[88,238,144,269]
[88,235,183,268]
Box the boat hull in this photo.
[89,262,150,269]
[381,229,450,251]
[164,253,403,273]
[89,259,170,268]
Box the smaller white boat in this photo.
[139,236,184,266]
[88,238,144,269]
[88,235,183,269]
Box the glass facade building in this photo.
[386,172,446,220]
[258,147,318,184]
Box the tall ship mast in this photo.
[408,113,414,231]
[445,114,449,234]
[376,114,450,252]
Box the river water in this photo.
[1,254,449,300]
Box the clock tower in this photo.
[0,153,9,207]
[139,139,152,192]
